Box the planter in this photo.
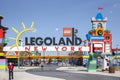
[109,67,115,73]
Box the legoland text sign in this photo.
[25,37,82,46]
[3,46,89,51]
[3,27,89,51]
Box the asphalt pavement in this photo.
[0,64,120,80]
[25,64,120,80]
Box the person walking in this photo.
[8,62,14,80]
[41,61,44,70]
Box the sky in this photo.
[1,0,120,52]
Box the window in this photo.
[106,36,110,40]
[97,23,102,28]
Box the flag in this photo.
[98,7,103,10]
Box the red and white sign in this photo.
[3,46,89,52]
[93,43,103,52]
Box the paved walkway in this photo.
[0,66,120,80]
[0,71,8,80]
[14,71,65,80]
[56,67,120,78]
[0,67,65,80]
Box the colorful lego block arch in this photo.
[0,16,8,71]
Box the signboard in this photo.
[3,46,89,52]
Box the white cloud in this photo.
[55,28,59,31]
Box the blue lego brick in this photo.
[91,36,104,40]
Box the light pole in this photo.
[116,43,119,70]
[18,39,24,68]
[116,44,119,55]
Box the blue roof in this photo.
[95,13,104,20]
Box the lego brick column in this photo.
[0,16,8,72]
[88,53,97,72]
[0,58,7,71]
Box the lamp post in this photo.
[116,44,119,55]
[116,43,119,70]
[18,39,24,68]
[17,52,20,68]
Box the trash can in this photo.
[109,67,115,73]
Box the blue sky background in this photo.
[1,0,120,49]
